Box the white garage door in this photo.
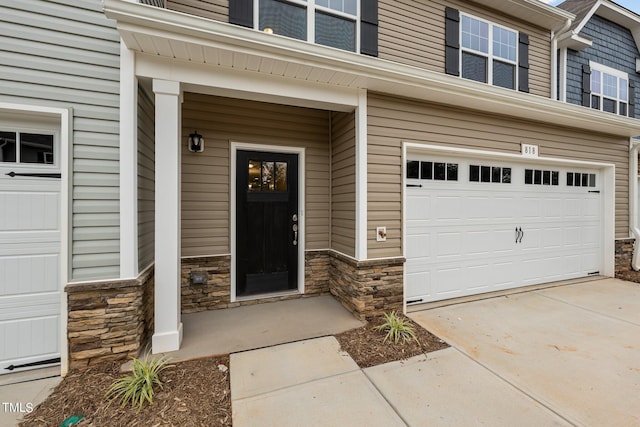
[405,154,602,305]
[0,130,61,374]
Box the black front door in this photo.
[236,150,299,297]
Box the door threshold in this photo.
[236,289,301,303]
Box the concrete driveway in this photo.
[410,278,640,426]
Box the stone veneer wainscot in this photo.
[329,252,404,320]
[65,267,154,369]
[180,251,331,313]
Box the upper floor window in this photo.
[460,14,518,90]
[445,8,529,93]
[590,62,629,116]
[258,0,358,52]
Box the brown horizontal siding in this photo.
[181,93,330,257]
[367,92,629,258]
[166,0,228,22]
[331,111,356,257]
[379,0,551,98]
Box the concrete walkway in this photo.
[231,278,640,426]
[230,337,568,426]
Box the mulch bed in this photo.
[20,314,448,426]
[335,314,449,368]
[20,356,231,427]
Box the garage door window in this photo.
[567,172,596,187]
[525,169,559,186]
[407,160,458,181]
[0,131,54,164]
[469,165,511,183]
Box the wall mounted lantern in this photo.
[188,131,204,153]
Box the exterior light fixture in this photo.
[188,130,204,153]
[263,27,274,34]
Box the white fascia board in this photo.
[557,31,593,51]
[137,54,359,111]
[571,0,640,51]
[105,0,640,137]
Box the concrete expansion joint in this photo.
[535,291,640,327]
[233,367,364,402]
[361,368,411,426]
[449,347,579,426]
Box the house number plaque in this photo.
[521,144,539,158]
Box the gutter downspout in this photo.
[551,19,572,100]
[629,138,640,270]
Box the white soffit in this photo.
[104,0,640,137]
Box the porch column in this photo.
[119,41,138,278]
[152,79,183,353]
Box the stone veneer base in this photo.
[329,251,405,320]
[180,251,331,313]
[615,238,635,273]
[65,266,154,370]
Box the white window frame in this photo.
[589,61,629,117]
[253,0,361,53]
[460,13,519,90]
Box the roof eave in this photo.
[103,0,640,138]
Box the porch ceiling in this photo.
[105,0,640,137]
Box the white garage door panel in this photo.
[0,176,61,374]
[406,156,602,304]
[0,315,60,368]
[0,254,59,295]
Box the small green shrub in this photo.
[374,311,419,345]
[105,356,171,410]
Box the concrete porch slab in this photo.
[364,348,570,426]
[161,296,363,362]
[409,279,640,426]
[231,336,358,400]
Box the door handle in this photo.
[515,227,523,244]
[515,227,518,243]
[519,228,524,243]
[293,224,298,246]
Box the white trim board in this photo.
[230,142,306,303]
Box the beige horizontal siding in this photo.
[331,111,356,257]
[181,93,330,257]
[367,92,629,258]
[167,0,228,22]
[379,0,551,98]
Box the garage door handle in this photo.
[515,227,519,243]
[518,228,524,243]
[6,171,61,179]
[515,227,523,243]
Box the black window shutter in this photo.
[582,64,592,107]
[229,0,253,28]
[629,80,635,118]
[361,0,378,57]
[518,33,529,93]
[445,7,460,76]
